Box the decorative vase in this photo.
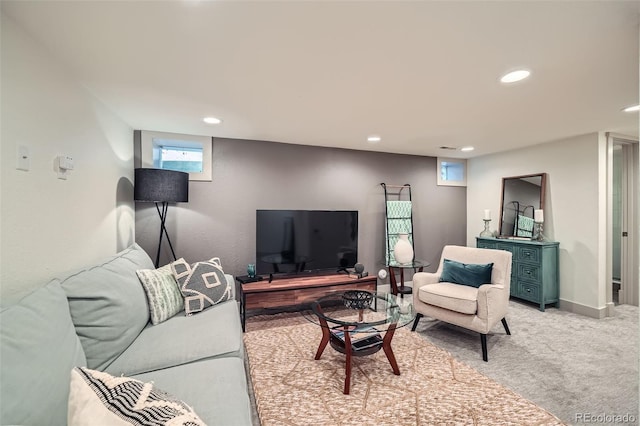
[479,219,493,237]
[247,263,256,278]
[393,234,414,264]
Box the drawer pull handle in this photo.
[526,288,531,292]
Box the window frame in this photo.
[140,130,212,181]
[437,157,467,187]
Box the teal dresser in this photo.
[476,237,559,311]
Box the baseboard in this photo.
[558,299,609,319]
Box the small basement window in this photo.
[156,146,203,173]
[140,131,212,181]
[437,157,467,187]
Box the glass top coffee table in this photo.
[301,290,415,394]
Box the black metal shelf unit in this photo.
[380,183,415,265]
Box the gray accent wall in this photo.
[135,137,466,281]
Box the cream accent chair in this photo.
[411,245,512,361]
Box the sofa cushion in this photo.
[439,258,493,288]
[105,296,243,376]
[136,264,184,325]
[68,367,205,426]
[172,257,232,315]
[0,279,87,426]
[132,357,252,426]
[418,282,478,315]
[60,243,154,370]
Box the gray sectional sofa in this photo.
[0,243,253,425]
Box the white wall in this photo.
[1,15,135,299]
[467,133,607,316]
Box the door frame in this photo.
[606,133,639,308]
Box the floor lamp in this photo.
[134,168,189,268]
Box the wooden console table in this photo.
[239,273,377,331]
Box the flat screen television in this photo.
[256,210,358,276]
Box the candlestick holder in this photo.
[531,222,547,241]
[479,219,493,237]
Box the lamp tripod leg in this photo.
[163,224,177,262]
[154,202,178,267]
[155,202,164,268]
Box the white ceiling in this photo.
[2,0,639,158]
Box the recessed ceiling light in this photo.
[203,116,222,124]
[500,70,531,83]
[460,146,475,152]
[623,104,640,112]
[367,135,381,143]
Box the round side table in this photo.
[386,259,430,297]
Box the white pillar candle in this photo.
[534,209,544,223]
[484,209,491,220]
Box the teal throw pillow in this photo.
[439,258,494,288]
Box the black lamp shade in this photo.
[134,168,189,203]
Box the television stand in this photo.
[239,273,377,332]
[267,269,340,283]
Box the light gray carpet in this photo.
[412,300,639,425]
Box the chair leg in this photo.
[411,313,423,331]
[501,318,511,335]
[480,334,488,362]
[480,320,509,362]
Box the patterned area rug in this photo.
[244,314,564,426]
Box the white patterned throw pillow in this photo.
[68,367,205,426]
[136,264,184,325]
[171,257,232,316]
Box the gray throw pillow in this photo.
[136,264,184,325]
[171,257,232,315]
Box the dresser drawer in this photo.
[496,243,516,254]
[477,240,496,249]
[516,246,541,263]
[516,262,541,282]
[516,281,540,302]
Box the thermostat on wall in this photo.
[56,155,74,179]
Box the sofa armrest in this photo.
[225,274,236,300]
[476,284,508,324]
